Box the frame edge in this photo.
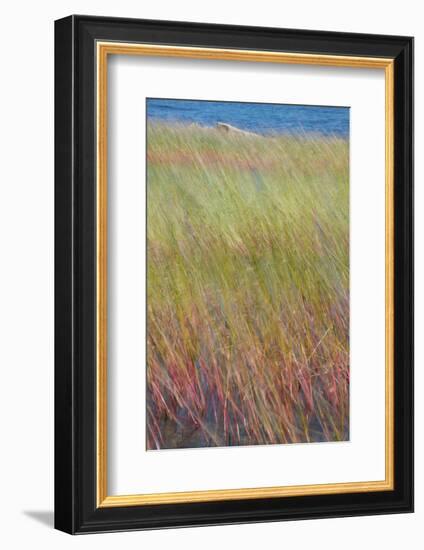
[54,14,77,535]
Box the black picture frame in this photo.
[55,14,414,534]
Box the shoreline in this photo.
[147,119,349,141]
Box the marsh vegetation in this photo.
[146,122,349,449]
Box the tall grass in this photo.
[146,122,349,449]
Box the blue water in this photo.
[147,98,349,137]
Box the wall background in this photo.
[0,1,420,547]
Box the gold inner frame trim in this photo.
[96,41,395,508]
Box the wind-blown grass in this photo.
[146,122,349,449]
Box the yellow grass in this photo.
[146,123,349,449]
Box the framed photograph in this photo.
[54,15,413,534]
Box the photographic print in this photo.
[56,18,413,533]
[146,98,350,450]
